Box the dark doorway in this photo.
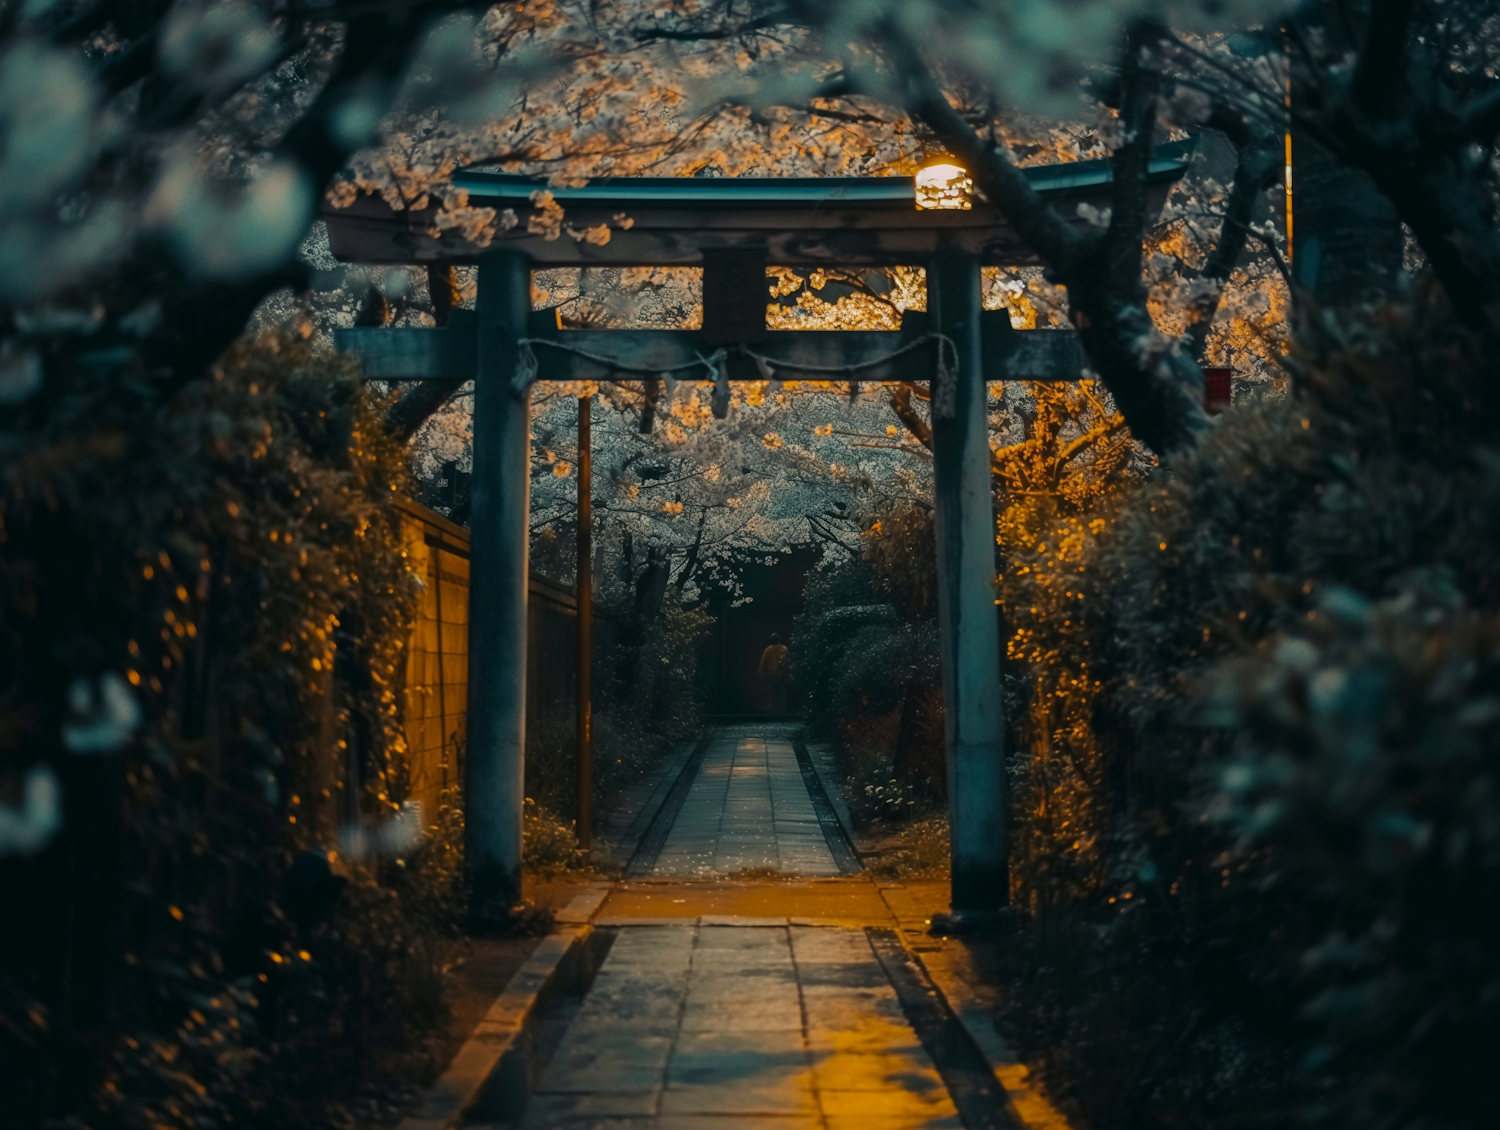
[698,547,819,717]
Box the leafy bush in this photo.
[792,547,946,795]
[792,556,895,742]
[522,798,588,876]
[0,329,465,1129]
[995,290,1500,1128]
[1199,584,1500,1129]
[524,591,708,829]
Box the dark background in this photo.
[697,548,819,717]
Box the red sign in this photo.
[1204,367,1232,414]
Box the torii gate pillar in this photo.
[466,251,531,918]
[929,249,1008,918]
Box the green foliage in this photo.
[1202,585,1500,1128]
[793,547,947,836]
[792,551,943,752]
[522,798,588,876]
[867,814,950,879]
[1003,291,1500,1128]
[791,556,892,742]
[992,381,1143,911]
[623,594,712,745]
[523,591,709,831]
[0,329,462,1129]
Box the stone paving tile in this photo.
[818,1086,958,1119]
[541,1035,674,1093]
[520,1091,661,1124]
[650,734,838,878]
[520,921,963,1130]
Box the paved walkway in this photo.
[521,924,960,1129]
[651,728,840,878]
[507,726,995,1130]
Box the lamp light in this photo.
[915,157,972,210]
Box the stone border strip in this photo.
[597,737,699,870]
[622,730,714,877]
[395,919,612,1130]
[876,885,1077,1130]
[552,880,612,926]
[918,947,1077,1130]
[803,740,869,853]
[791,737,862,874]
[868,927,1022,1130]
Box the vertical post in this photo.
[466,252,532,918]
[575,394,593,851]
[929,248,1008,919]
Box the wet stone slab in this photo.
[517,924,959,1130]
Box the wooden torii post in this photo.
[323,144,1190,921]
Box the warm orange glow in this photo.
[915,160,972,210]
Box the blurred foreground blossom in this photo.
[160,0,280,96]
[792,0,1287,116]
[0,343,42,403]
[0,765,62,855]
[62,673,143,754]
[0,39,125,301]
[340,799,425,861]
[149,153,314,278]
[1200,578,1500,872]
[0,41,95,214]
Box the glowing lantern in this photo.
[915,158,972,210]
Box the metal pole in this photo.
[575,394,592,851]
[929,248,1008,919]
[465,251,531,918]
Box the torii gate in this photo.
[323,143,1190,922]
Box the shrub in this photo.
[1199,584,1500,1128]
[0,329,463,1129]
[522,798,588,876]
[1007,289,1500,1128]
[524,590,708,829]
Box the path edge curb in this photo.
[622,730,713,877]
[876,886,1077,1130]
[791,737,862,874]
[395,886,613,1130]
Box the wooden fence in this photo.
[396,499,615,824]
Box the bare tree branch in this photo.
[879,28,1084,273]
[1184,108,1283,362]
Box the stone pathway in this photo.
[521,923,961,1130]
[651,728,840,878]
[505,726,994,1130]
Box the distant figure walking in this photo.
[759,633,790,717]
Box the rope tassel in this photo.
[511,339,539,396]
[931,336,959,420]
[702,349,731,419]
